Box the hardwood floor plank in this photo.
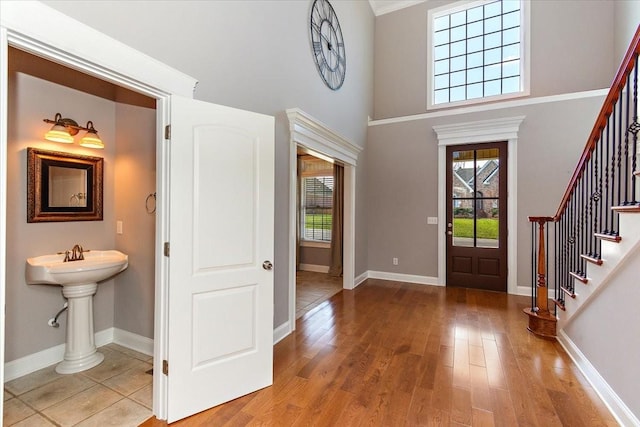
[151,280,616,426]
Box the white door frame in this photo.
[0,1,197,420]
[285,109,361,335]
[433,116,525,295]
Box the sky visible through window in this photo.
[432,0,521,105]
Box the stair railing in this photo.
[525,25,640,337]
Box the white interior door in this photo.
[167,96,274,423]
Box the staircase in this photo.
[524,24,640,337]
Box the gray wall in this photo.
[113,104,156,339]
[373,0,615,120]
[299,247,331,268]
[43,1,375,329]
[6,72,117,361]
[614,1,640,66]
[367,94,605,285]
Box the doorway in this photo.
[446,141,507,292]
[296,151,343,319]
[3,47,158,424]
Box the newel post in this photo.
[523,217,557,338]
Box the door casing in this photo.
[434,116,526,295]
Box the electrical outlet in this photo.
[393,257,398,265]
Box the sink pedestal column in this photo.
[56,282,104,374]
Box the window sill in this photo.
[300,240,331,249]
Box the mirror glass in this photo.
[27,148,103,222]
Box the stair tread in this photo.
[594,232,622,242]
[569,271,589,284]
[554,299,566,311]
[612,204,640,212]
[561,286,576,298]
[580,253,603,265]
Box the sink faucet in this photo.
[64,244,85,262]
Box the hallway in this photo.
[144,279,616,426]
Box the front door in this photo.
[167,96,275,422]
[446,142,507,292]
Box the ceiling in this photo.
[368,0,426,16]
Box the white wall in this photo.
[42,0,375,328]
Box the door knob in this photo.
[262,260,273,271]
[447,231,453,235]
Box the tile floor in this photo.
[4,343,153,426]
[295,270,342,319]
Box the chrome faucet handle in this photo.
[63,250,70,262]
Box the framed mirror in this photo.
[27,148,103,222]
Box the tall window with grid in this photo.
[428,0,526,108]
[301,176,333,242]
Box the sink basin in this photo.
[26,250,128,286]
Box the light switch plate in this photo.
[427,217,438,225]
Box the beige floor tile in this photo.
[75,398,152,427]
[102,361,153,396]
[3,397,35,426]
[41,384,122,427]
[129,384,153,410]
[20,374,96,411]
[103,343,153,362]
[4,366,59,395]
[4,389,15,400]
[11,413,56,427]
[80,349,145,383]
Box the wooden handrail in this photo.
[553,24,640,221]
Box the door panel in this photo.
[446,142,507,291]
[168,96,274,423]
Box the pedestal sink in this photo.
[26,250,128,374]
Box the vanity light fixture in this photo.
[43,113,104,149]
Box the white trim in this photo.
[557,330,640,427]
[4,328,114,382]
[433,116,524,293]
[286,108,362,337]
[369,89,608,127]
[273,321,291,345]
[367,271,442,286]
[286,109,362,166]
[299,264,330,273]
[0,26,7,412]
[354,271,369,288]
[368,0,426,16]
[426,0,531,111]
[113,328,154,357]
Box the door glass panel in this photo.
[452,147,501,248]
[477,199,499,248]
[476,147,500,191]
[452,202,474,247]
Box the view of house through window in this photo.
[299,155,334,242]
[429,0,524,108]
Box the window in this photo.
[428,0,528,109]
[299,155,334,243]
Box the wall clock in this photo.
[309,0,346,90]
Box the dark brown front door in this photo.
[446,142,507,292]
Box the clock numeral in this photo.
[313,42,323,55]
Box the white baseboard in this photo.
[367,270,442,286]
[4,328,114,382]
[354,271,368,288]
[299,263,330,273]
[273,321,291,345]
[113,328,154,356]
[557,330,640,427]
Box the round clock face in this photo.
[309,0,346,90]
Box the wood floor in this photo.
[142,279,617,426]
